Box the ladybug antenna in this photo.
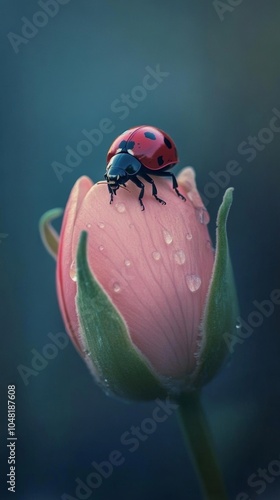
[97,181,130,193]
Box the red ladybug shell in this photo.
[107,125,178,171]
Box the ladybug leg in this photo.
[141,172,166,206]
[153,171,186,201]
[107,183,114,204]
[130,176,145,210]
[107,183,119,204]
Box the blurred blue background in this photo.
[1,1,280,499]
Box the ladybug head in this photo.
[105,153,141,188]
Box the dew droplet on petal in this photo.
[98,222,105,229]
[152,251,161,261]
[174,250,186,265]
[186,232,192,240]
[195,207,210,225]
[113,282,121,293]
[162,229,173,245]
[124,259,131,267]
[70,260,77,282]
[185,274,201,292]
[86,223,91,229]
[99,245,104,252]
[115,202,126,213]
[206,240,214,252]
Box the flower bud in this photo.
[40,168,238,400]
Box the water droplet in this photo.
[99,245,104,251]
[236,323,241,329]
[115,202,126,213]
[195,207,210,225]
[174,250,186,265]
[113,282,121,293]
[70,260,77,282]
[185,274,201,292]
[206,240,214,252]
[186,232,192,240]
[86,223,91,229]
[98,222,105,229]
[163,229,173,245]
[124,259,131,267]
[152,251,161,261]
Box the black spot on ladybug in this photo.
[157,155,164,166]
[164,137,172,149]
[118,140,127,150]
[118,140,135,151]
[144,132,156,140]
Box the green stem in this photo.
[177,391,228,500]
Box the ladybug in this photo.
[104,125,186,210]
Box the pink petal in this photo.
[71,174,214,378]
[56,176,93,352]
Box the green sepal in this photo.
[39,208,63,260]
[76,231,167,401]
[193,188,238,387]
